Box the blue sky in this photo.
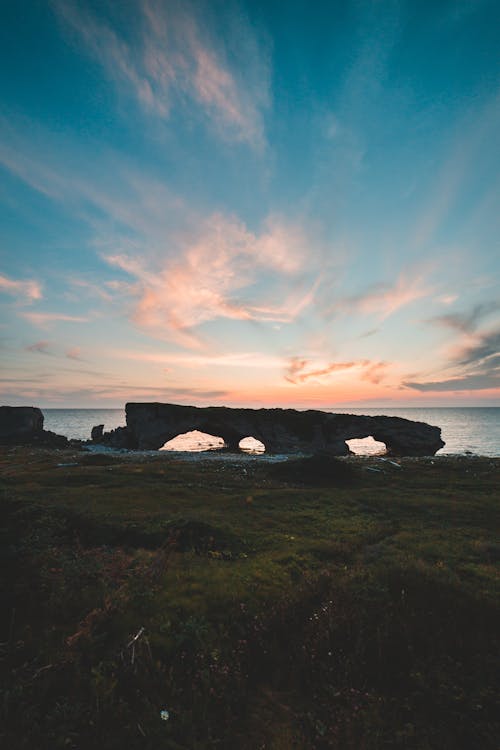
[1,0,499,407]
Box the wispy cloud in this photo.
[406,304,500,393]
[0,272,42,302]
[455,328,500,367]
[404,373,499,392]
[358,327,379,338]
[66,346,82,360]
[404,327,500,393]
[361,361,389,385]
[0,112,193,244]
[53,0,269,148]
[25,340,53,355]
[284,357,389,385]
[0,118,319,350]
[0,379,229,405]
[437,294,459,305]
[66,278,114,302]
[328,271,432,321]
[285,358,357,384]
[412,91,500,249]
[112,349,284,370]
[427,301,500,334]
[23,340,84,361]
[21,312,89,327]
[105,212,315,347]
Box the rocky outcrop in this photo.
[0,406,68,447]
[94,402,445,456]
[91,424,104,441]
[92,425,135,449]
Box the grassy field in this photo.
[1,446,499,749]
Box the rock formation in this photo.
[91,424,104,441]
[0,406,68,447]
[93,402,445,456]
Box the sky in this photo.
[1,0,499,408]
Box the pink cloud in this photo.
[285,358,357,384]
[54,1,166,116]
[105,213,314,347]
[285,357,391,385]
[0,272,42,302]
[54,0,268,148]
[189,43,265,147]
[66,346,83,360]
[361,361,389,385]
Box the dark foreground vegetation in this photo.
[1,447,499,749]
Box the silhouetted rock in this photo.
[0,406,43,438]
[95,425,137,449]
[0,405,67,447]
[91,424,104,441]
[94,402,445,456]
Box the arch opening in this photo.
[346,435,387,456]
[239,436,266,454]
[161,430,225,452]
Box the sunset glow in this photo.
[1,1,499,407]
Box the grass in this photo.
[0,446,499,749]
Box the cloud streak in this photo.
[0,379,229,405]
[456,329,500,367]
[285,358,357,384]
[105,212,316,347]
[427,301,500,334]
[53,0,269,148]
[66,346,82,360]
[404,373,499,392]
[328,271,433,321]
[0,118,320,350]
[112,349,284,370]
[21,312,89,327]
[285,357,389,385]
[25,340,53,355]
[24,341,84,361]
[404,328,500,393]
[412,92,500,250]
[0,272,42,302]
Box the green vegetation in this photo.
[1,447,499,749]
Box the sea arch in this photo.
[239,436,266,453]
[161,430,225,452]
[93,403,445,456]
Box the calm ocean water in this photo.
[41,407,500,457]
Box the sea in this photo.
[42,407,500,457]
